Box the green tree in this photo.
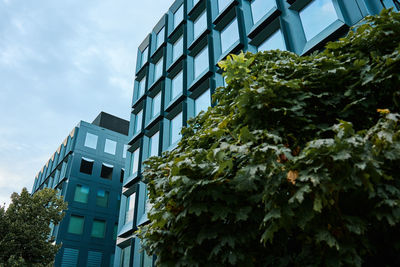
[137,9,400,267]
[0,188,67,266]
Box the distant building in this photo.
[31,112,129,267]
[116,0,398,266]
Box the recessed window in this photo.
[194,11,207,40]
[171,71,183,101]
[120,169,125,183]
[104,139,117,155]
[80,157,94,175]
[84,133,98,149]
[218,0,231,12]
[156,27,165,49]
[154,57,163,82]
[170,112,183,145]
[140,250,153,267]
[91,219,106,238]
[299,0,338,41]
[96,189,109,207]
[172,35,184,62]
[74,185,89,204]
[151,92,162,118]
[149,132,160,157]
[173,4,184,29]
[120,246,131,267]
[135,110,143,134]
[123,145,129,158]
[193,0,200,6]
[140,47,148,68]
[125,193,136,224]
[381,0,400,11]
[195,89,211,116]
[258,29,286,51]
[194,46,209,79]
[138,76,146,98]
[68,215,84,235]
[100,163,113,180]
[251,0,276,24]
[131,148,140,175]
[220,18,239,54]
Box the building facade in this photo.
[32,112,129,267]
[116,0,398,266]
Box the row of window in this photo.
[67,215,118,240]
[79,157,124,182]
[74,184,115,208]
[84,132,128,157]
[61,248,113,267]
[119,243,153,267]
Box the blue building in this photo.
[31,112,129,267]
[116,0,398,266]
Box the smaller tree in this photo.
[0,188,67,267]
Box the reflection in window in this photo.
[174,5,184,29]
[195,89,211,116]
[154,57,163,82]
[194,11,207,40]
[96,189,109,207]
[100,163,113,180]
[104,139,117,155]
[220,18,239,54]
[131,149,140,175]
[171,71,183,101]
[151,92,162,118]
[156,27,165,49]
[140,250,153,267]
[140,47,148,68]
[74,185,89,204]
[251,0,276,24]
[91,219,106,238]
[149,132,160,157]
[194,46,209,79]
[258,29,286,51]
[172,36,183,62]
[381,0,400,11]
[135,110,143,134]
[84,133,98,149]
[120,246,131,267]
[68,215,84,235]
[299,0,338,41]
[125,193,136,224]
[80,157,94,175]
[170,112,183,145]
[218,0,231,12]
[138,76,146,98]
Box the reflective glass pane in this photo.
[123,145,129,158]
[96,189,109,207]
[131,149,140,175]
[171,71,183,100]
[138,76,146,98]
[174,5,184,29]
[154,57,163,81]
[218,0,231,12]
[120,246,131,267]
[104,139,117,155]
[195,89,211,116]
[194,46,209,79]
[194,11,207,39]
[141,47,148,68]
[68,215,84,235]
[382,0,400,11]
[74,185,89,203]
[125,193,136,223]
[251,0,276,24]
[170,112,183,145]
[258,29,286,51]
[299,0,338,41]
[173,35,183,62]
[193,0,200,6]
[220,18,239,54]
[156,27,165,49]
[151,92,162,118]
[135,110,143,134]
[150,132,159,157]
[84,133,98,149]
[91,220,106,238]
[140,250,153,267]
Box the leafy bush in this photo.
[138,10,400,266]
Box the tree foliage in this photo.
[0,188,67,267]
[138,10,400,266]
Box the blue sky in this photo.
[0,0,174,206]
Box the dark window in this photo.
[100,163,113,180]
[80,158,94,175]
[120,169,125,183]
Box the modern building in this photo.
[116,0,398,266]
[31,112,129,267]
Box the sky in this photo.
[0,0,174,207]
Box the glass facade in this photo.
[174,4,184,29]
[218,0,231,12]
[251,0,276,24]
[125,193,136,224]
[173,35,184,62]
[74,185,89,204]
[135,110,143,134]
[220,18,239,54]
[156,27,165,49]
[140,47,148,68]
[194,11,207,40]
[154,57,163,82]
[151,92,162,118]
[171,71,183,100]
[120,246,131,267]
[149,132,160,157]
[194,46,209,79]
[170,112,183,145]
[138,76,146,98]
[258,29,286,51]
[84,133,98,149]
[195,89,211,116]
[131,148,140,175]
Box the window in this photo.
[140,47,148,68]
[120,246,131,267]
[251,0,276,24]
[194,11,207,40]
[381,0,400,11]
[149,132,160,157]
[194,46,209,79]
[138,76,146,98]
[104,139,117,155]
[218,0,231,12]
[258,29,286,51]
[68,215,84,235]
[140,250,153,267]
[299,0,338,41]
[100,163,113,180]
[154,57,163,81]
[151,92,162,118]
[125,193,136,224]
[172,35,183,62]
[120,169,125,183]
[84,133,98,149]
[220,18,239,54]
[173,4,184,29]
[171,71,183,101]
[74,185,89,204]
[80,157,94,175]
[131,148,140,175]
[156,27,165,49]
[91,219,106,238]
[123,145,129,158]
[195,89,211,116]
[135,110,143,134]
[96,189,109,207]
[170,112,183,145]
